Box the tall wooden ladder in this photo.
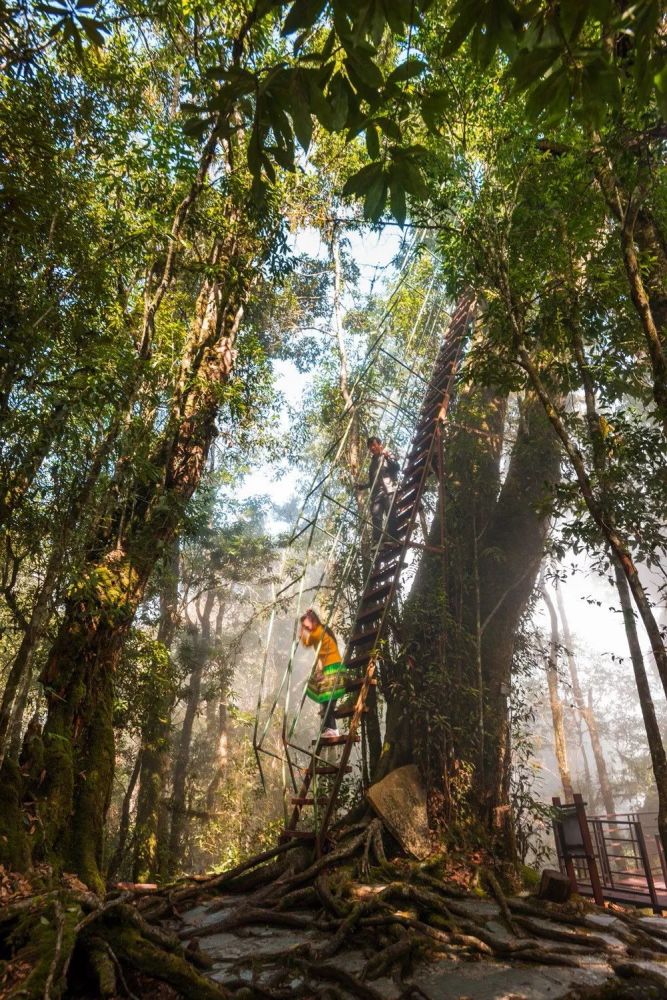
[283,295,475,853]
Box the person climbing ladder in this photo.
[299,609,347,740]
[357,436,400,545]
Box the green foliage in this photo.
[441,0,667,125]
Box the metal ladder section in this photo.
[282,295,476,852]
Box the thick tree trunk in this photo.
[556,586,615,816]
[37,584,134,892]
[376,386,507,786]
[7,253,248,888]
[476,398,560,837]
[133,541,180,883]
[379,388,559,853]
[541,586,574,804]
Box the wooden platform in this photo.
[575,874,667,910]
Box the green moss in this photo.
[520,864,540,889]
[68,663,115,895]
[86,939,117,997]
[109,926,229,1000]
[69,563,140,627]
[5,897,81,999]
[0,759,30,872]
[41,727,75,864]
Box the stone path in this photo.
[178,892,667,999]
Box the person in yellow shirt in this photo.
[299,609,347,739]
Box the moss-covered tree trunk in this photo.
[377,390,559,854]
[36,572,139,892]
[3,221,256,890]
[133,541,180,883]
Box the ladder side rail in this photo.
[314,298,475,846]
[286,295,475,844]
[315,660,379,850]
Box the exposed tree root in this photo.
[4,819,667,998]
[0,884,229,999]
[482,868,520,936]
[296,958,387,1000]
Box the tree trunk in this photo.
[205,702,228,812]
[477,397,560,838]
[0,417,122,763]
[612,556,667,863]
[9,234,251,888]
[556,586,615,816]
[132,541,180,883]
[541,586,574,804]
[107,749,142,881]
[592,156,667,435]
[378,387,559,853]
[37,584,134,893]
[167,590,215,874]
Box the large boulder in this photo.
[367,764,432,860]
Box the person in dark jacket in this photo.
[358,436,400,544]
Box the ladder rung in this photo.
[349,626,379,644]
[396,484,419,503]
[291,797,327,806]
[357,602,386,623]
[370,556,397,572]
[335,705,368,719]
[408,448,430,467]
[315,765,352,775]
[362,581,392,602]
[414,423,436,446]
[345,677,377,691]
[403,467,425,485]
[395,499,417,516]
[378,542,402,556]
[368,562,399,584]
[344,652,373,669]
[402,466,426,487]
[317,734,360,747]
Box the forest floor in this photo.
[4,818,667,999]
[178,885,667,999]
[158,818,667,1000]
[180,881,667,1000]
